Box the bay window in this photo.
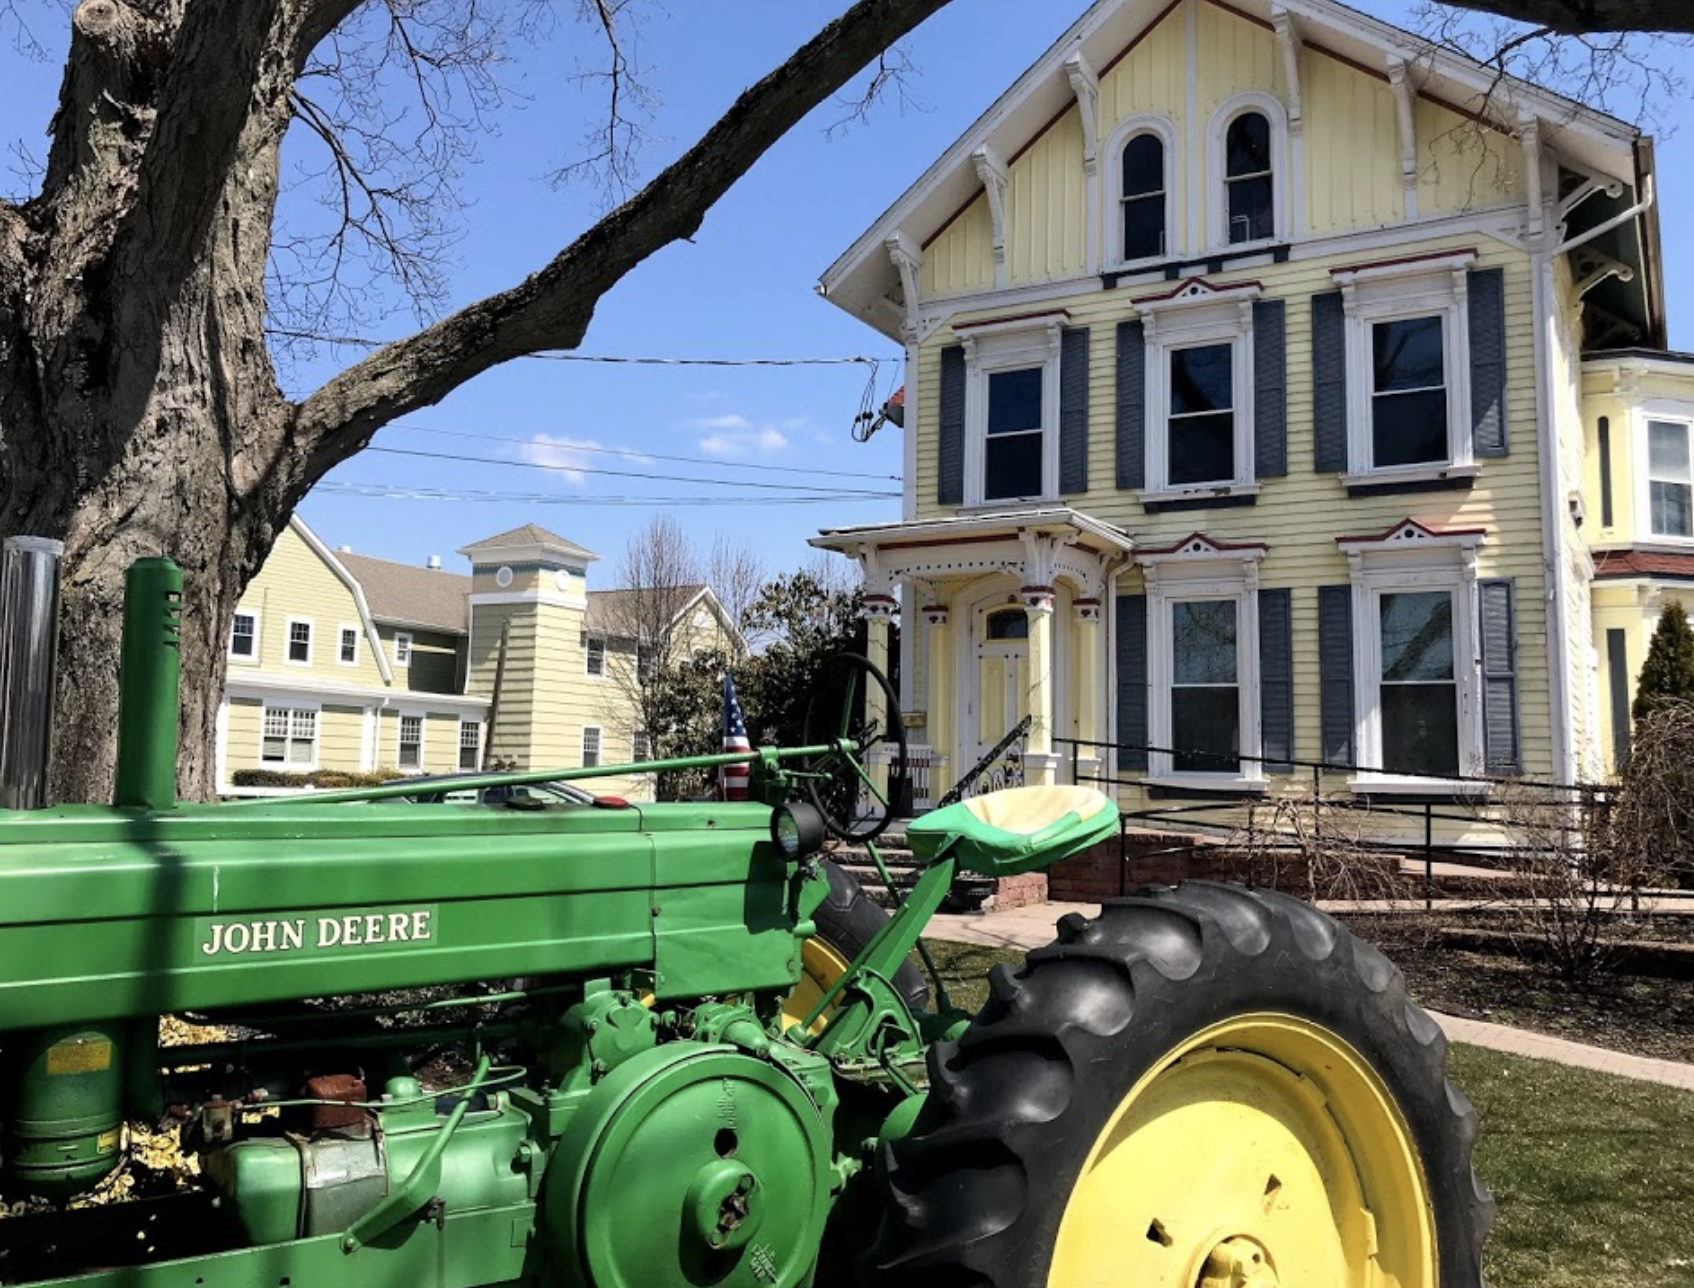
[1647,419,1693,539]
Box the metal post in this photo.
[1424,802,1434,911]
[0,537,65,810]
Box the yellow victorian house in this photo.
[815,0,1671,803]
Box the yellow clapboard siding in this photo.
[233,526,388,688]
[1416,100,1526,217]
[1100,3,1189,128]
[923,197,995,297]
[908,233,1554,777]
[1008,111,1088,285]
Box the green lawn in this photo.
[919,939,1694,1288]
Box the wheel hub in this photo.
[1196,1236,1279,1288]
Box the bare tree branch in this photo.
[1438,0,1694,35]
[547,0,659,201]
[290,0,955,493]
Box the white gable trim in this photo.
[288,517,394,686]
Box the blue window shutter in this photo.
[1479,578,1521,774]
[1116,593,1148,773]
[1254,299,1287,479]
[1258,588,1294,772]
[1318,585,1354,766]
[1470,266,1509,458]
[1060,327,1091,494]
[1312,292,1347,473]
[937,344,966,507]
[1116,320,1146,490]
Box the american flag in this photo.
[720,671,751,801]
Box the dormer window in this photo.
[1225,112,1274,245]
[1121,133,1167,262]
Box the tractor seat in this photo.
[908,785,1119,877]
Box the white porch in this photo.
[812,507,1135,801]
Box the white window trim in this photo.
[586,634,608,678]
[284,616,314,667]
[229,610,261,663]
[1105,114,1179,271]
[1137,542,1267,788]
[458,718,482,771]
[1206,92,1291,252]
[959,315,1065,507]
[1335,253,1477,481]
[393,632,413,666]
[1339,529,1486,791]
[1137,283,1260,498]
[336,622,361,668]
[581,724,603,769]
[1636,406,1694,544]
[396,710,426,773]
[633,730,651,762]
[259,701,321,772]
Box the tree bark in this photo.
[0,0,957,804]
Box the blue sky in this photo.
[3,2,1690,585]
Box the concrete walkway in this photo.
[925,902,1694,1093]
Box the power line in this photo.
[267,327,895,369]
[317,482,895,506]
[384,420,901,482]
[364,445,899,497]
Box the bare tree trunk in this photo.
[0,0,959,803]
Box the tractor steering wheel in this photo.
[801,652,909,843]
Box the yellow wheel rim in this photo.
[1047,1014,1435,1288]
[778,937,854,1037]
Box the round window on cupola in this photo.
[495,565,514,588]
[555,569,573,592]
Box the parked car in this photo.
[384,774,597,808]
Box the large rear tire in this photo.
[870,882,1492,1287]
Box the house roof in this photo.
[460,524,599,562]
[338,552,472,634]
[819,0,1653,342]
[1594,551,1694,583]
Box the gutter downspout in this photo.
[1536,173,1655,786]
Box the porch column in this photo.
[922,603,952,796]
[1074,599,1103,762]
[861,593,898,797]
[1022,585,1057,787]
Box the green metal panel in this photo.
[26,1204,537,1288]
[0,803,802,1030]
[113,559,182,812]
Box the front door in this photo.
[974,606,1030,768]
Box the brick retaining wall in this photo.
[1048,830,1316,901]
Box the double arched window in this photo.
[1108,116,1177,268]
[1224,111,1274,244]
[1121,133,1167,262]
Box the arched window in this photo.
[985,608,1029,641]
[1224,111,1274,244]
[1121,133,1166,262]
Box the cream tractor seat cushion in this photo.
[907,784,1119,876]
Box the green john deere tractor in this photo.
[0,551,1491,1287]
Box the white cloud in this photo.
[689,411,795,460]
[515,434,601,487]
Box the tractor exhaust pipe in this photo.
[0,536,65,810]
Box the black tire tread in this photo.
[814,857,930,1012]
[869,881,1493,1287]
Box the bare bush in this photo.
[1609,698,1694,892]
[1231,795,1413,905]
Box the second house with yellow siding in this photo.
[217,518,741,796]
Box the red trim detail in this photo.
[1131,276,1264,306]
[1020,584,1057,595]
[1099,0,1187,77]
[1073,598,1102,607]
[1136,531,1270,556]
[1334,518,1488,545]
[863,593,899,604]
[1204,0,1273,32]
[954,308,1072,331]
[1332,247,1479,278]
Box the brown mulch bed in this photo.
[1339,911,1694,1065]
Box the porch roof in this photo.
[811,507,1135,560]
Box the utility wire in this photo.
[317,482,894,506]
[383,420,901,482]
[267,328,894,369]
[364,445,899,497]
